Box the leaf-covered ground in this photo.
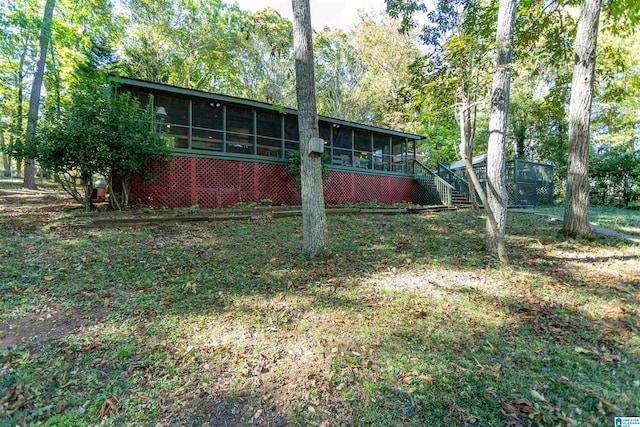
[1,187,638,426]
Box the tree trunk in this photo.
[561,0,601,237]
[485,0,516,256]
[462,102,479,210]
[14,43,27,172]
[459,105,508,264]
[292,0,329,258]
[1,130,10,175]
[23,0,56,190]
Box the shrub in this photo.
[33,80,171,210]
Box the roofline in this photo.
[108,75,425,141]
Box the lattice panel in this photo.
[415,175,443,206]
[131,156,415,208]
[513,182,553,206]
[323,171,414,205]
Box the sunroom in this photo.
[111,76,423,208]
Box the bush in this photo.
[33,80,172,210]
[284,150,329,195]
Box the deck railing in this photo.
[414,160,453,206]
[437,162,470,199]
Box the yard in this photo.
[1,186,639,426]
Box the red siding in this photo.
[130,156,415,208]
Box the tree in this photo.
[314,27,360,120]
[235,8,296,106]
[291,0,329,258]
[561,0,602,237]
[23,0,55,189]
[34,81,171,210]
[118,0,243,94]
[590,144,640,207]
[484,0,516,263]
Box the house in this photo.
[111,76,424,209]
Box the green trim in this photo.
[171,149,413,177]
[109,75,424,140]
[327,165,413,178]
[172,148,286,166]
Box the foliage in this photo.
[233,7,296,106]
[0,0,122,164]
[590,144,640,208]
[284,149,329,195]
[117,0,243,93]
[1,191,639,425]
[33,80,171,210]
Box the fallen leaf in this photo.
[98,397,119,420]
[585,390,620,412]
[104,298,110,308]
[602,353,621,362]
[499,397,518,415]
[514,398,536,415]
[253,409,263,420]
[44,275,56,281]
[530,389,546,402]
[308,405,316,414]
[574,346,592,354]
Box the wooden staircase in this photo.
[451,190,472,208]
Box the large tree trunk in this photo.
[292,0,329,258]
[561,0,601,237]
[23,0,56,190]
[459,104,508,264]
[485,0,516,260]
[1,130,10,176]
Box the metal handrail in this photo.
[437,162,470,199]
[414,160,452,206]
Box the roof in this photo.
[449,153,487,170]
[109,75,424,141]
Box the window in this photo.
[354,130,372,169]
[153,93,189,126]
[152,92,190,148]
[284,116,299,157]
[332,126,352,166]
[192,129,223,151]
[257,111,282,157]
[192,98,223,130]
[226,106,254,154]
[392,137,408,173]
[373,134,390,171]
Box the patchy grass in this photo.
[538,204,640,236]
[1,190,639,427]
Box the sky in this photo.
[231,0,388,30]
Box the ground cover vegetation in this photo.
[1,0,639,210]
[1,0,640,423]
[1,188,639,425]
[537,204,640,237]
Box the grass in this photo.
[537,204,640,236]
[1,188,639,426]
